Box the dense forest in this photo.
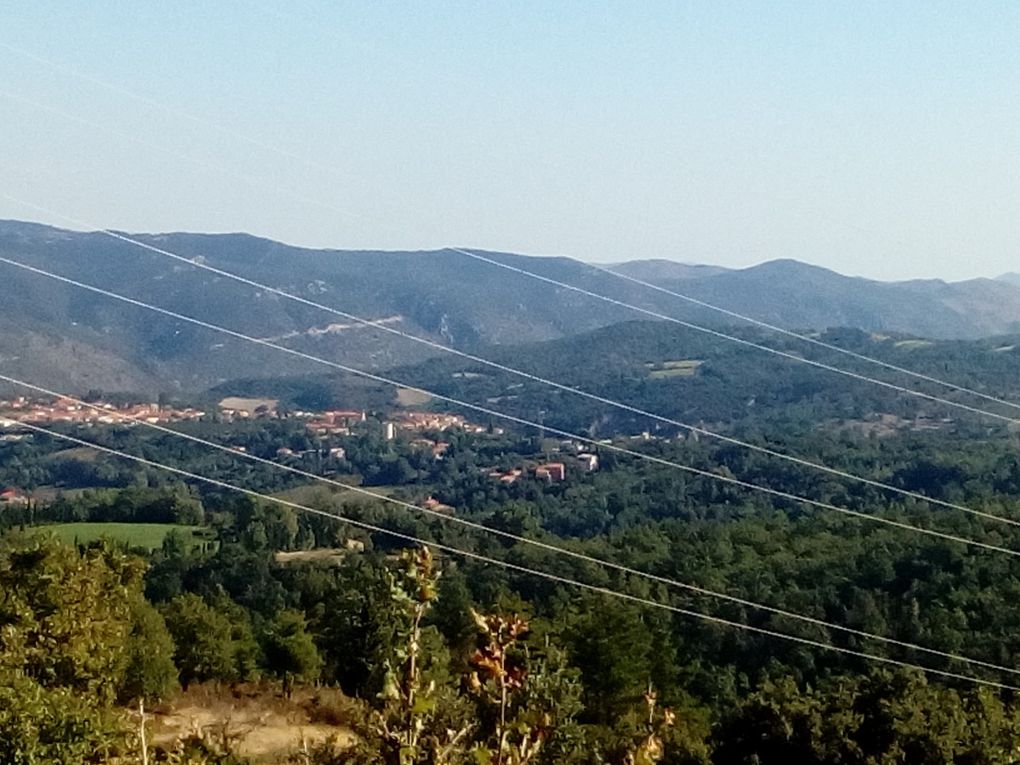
[5,364,1020,764]
[7,0,1020,761]
[214,321,1020,438]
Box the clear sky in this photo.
[2,1,1019,281]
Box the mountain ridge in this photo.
[4,220,1020,394]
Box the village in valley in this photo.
[0,395,208,429]
[0,393,605,510]
[219,396,605,490]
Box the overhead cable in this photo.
[1,253,1018,560]
[453,248,1020,428]
[590,260,1020,415]
[10,417,1020,692]
[1,195,1018,532]
[3,370,1017,679]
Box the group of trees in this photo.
[0,533,325,763]
[5,532,1020,764]
[7,336,1020,762]
[0,535,174,761]
[389,321,1020,437]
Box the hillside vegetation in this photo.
[5,398,1020,761]
[221,320,1020,439]
[6,220,1020,394]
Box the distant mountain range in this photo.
[3,219,1020,395]
[997,272,1020,287]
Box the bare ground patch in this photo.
[395,387,433,407]
[147,684,357,762]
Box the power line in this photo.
[1,254,1018,560]
[6,29,1020,691]
[3,72,1017,527]
[5,40,1020,691]
[10,416,1020,692]
[3,65,1014,432]
[6,41,1015,426]
[452,248,1020,428]
[4,371,1017,681]
[590,261,1020,415]
[1,194,1018,532]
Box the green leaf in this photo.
[411,695,437,716]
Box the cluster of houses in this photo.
[387,412,504,437]
[393,411,467,431]
[0,396,206,429]
[0,394,607,510]
[0,487,29,506]
[217,397,505,448]
[303,409,367,436]
[488,451,599,485]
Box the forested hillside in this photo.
[6,220,1020,395]
[220,320,1020,438]
[7,0,1020,762]
[5,400,1020,762]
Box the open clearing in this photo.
[35,522,210,551]
[894,339,934,349]
[275,548,348,566]
[272,482,358,504]
[648,359,703,378]
[218,396,279,414]
[147,684,356,762]
[395,387,432,406]
[272,481,400,508]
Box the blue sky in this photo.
[2,1,1019,280]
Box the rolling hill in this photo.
[229,319,1020,438]
[4,219,1020,395]
[998,272,1020,287]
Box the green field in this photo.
[34,523,212,551]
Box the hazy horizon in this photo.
[3,2,1019,281]
[5,215,1020,286]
